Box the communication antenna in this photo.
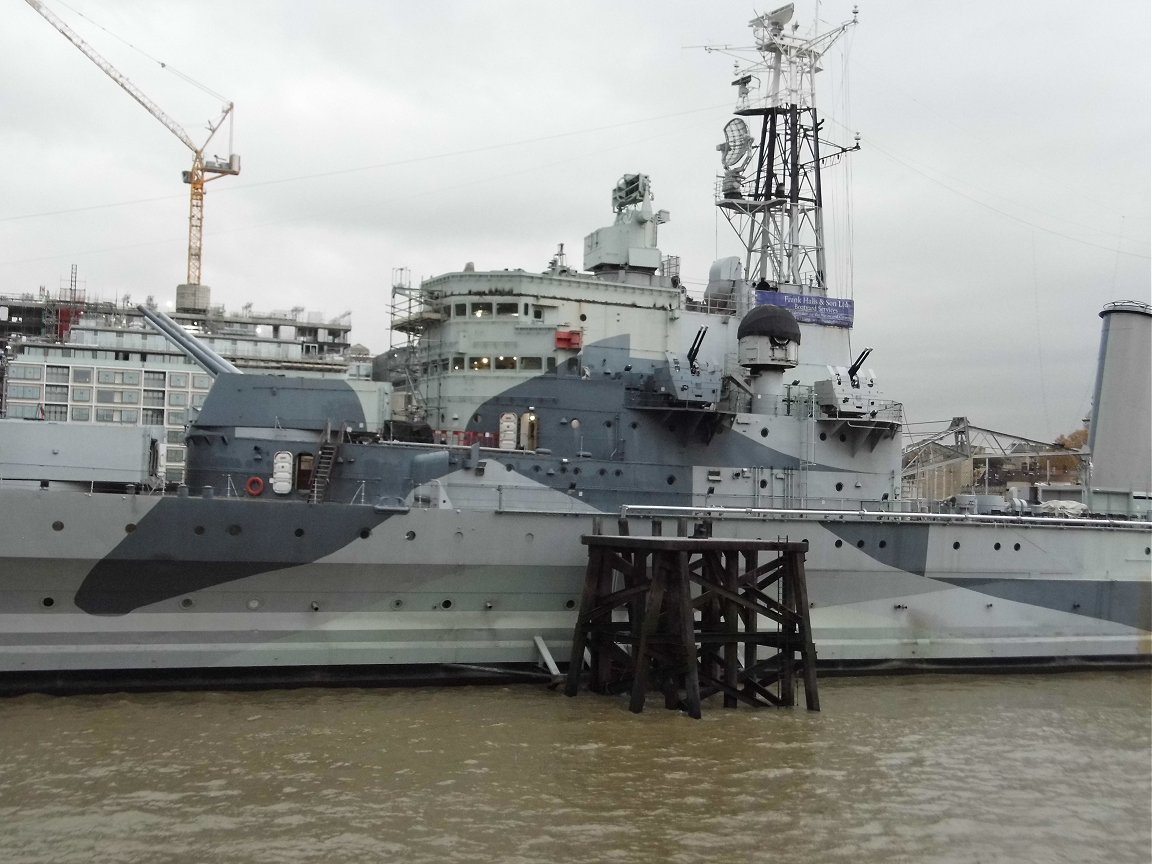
[708,3,858,295]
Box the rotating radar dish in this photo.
[718,118,752,169]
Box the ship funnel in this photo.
[1088,301,1151,514]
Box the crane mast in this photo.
[25,0,240,289]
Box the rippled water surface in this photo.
[1,672,1149,863]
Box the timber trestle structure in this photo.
[564,519,819,718]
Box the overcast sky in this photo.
[1,0,1148,444]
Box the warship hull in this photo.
[3,486,1147,680]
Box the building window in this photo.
[71,406,91,421]
[192,374,212,390]
[96,389,118,404]
[496,302,519,316]
[168,391,188,407]
[44,384,69,402]
[167,410,186,425]
[44,405,68,421]
[166,448,185,464]
[454,303,467,317]
[142,389,164,407]
[142,408,164,425]
[8,365,42,381]
[471,303,493,318]
[122,371,141,386]
[72,368,93,383]
[494,355,517,370]
[72,387,91,402]
[45,365,69,383]
[97,370,117,384]
[9,384,41,399]
[7,404,40,419]
[143,371,165,386]
[520,357,543,370]
[95,408,115,423]
[469,356,490,371]
[169,372,188,388]
[452,355,465,371]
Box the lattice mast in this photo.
[712,4,857,296]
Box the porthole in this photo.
[856,539,865,548]
[51,520,64,532]
[835,539,843,548]
[295,528,305,537]
[666,475,676,485]
[819,432,828,441]
[1013,543,1021,551]
[392,599,404,609]
[759,479,768,489]
[878,540,887,549]
[560,466,568,474]
[952,541,961,550]
[227,524,242,536]
[472,414,481,424]
[839,434,847,443]
[441,599,453,609]
[41,597,55,608]
[630,422,639,430]
[579,313,587,322]
[565,599,576,610]
[1145,547,1150,555]
[124,523,137,534]
[760,428,769,438]
[598,468,607,476]
[604,420,613,428]
[194,525,206,535]
[359,528,372,539]
[506,463,514,472]
[532,465,541,473]
[835,482,844,492]
[573,467,581,475]
[994,542,1001,551]
[614,469,623,477]
[405,530,416,541]
[180,598,193,609]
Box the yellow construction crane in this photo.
[25,0,240,290]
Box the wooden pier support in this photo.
[565,530,819,718]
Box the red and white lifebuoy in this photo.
[245,476,265,497]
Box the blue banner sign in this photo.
[755,291,854,328]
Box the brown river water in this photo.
[1,671,1149,864]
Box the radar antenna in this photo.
[709,4,859,296]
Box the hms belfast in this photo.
[0,5,1148,690]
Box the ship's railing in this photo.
[619,504,1151,532]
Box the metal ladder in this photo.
[309,422,340,505]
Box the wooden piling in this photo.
[564,531,819,717]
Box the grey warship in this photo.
[1,5,1148,688]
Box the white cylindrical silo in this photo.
[1088,301,1151,500]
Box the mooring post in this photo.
[570,535,819,717]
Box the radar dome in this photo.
[737,304,801,344]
